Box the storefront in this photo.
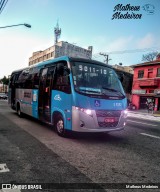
[132,90,160,111]
[131,57,160,111]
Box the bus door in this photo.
[10,72,20,109]
[52,62,72,131]
[38,66,55,122]
[10,75,16,108]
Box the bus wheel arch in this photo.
[52,112,66,137]
[16,102,23,118]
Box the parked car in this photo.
[0,93,8,100]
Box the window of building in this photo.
[138,70,144,78]
[47,53,50,59]
[157,68,160,77]
[148,68,153,72]
[51,52,54,57]
[149,90,154,93]
[40,57,43,61]
[43,55,46,60]
[148,68,153,78]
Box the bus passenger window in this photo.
[53,63,71,94]
[33,73,39,89]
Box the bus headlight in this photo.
[85,109,92,115]
[74,107,93,116]
[123,109,128,118]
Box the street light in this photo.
[0,23,31,29]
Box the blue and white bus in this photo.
[8,56,127,136]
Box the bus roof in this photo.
[33,56,113,69]
[11,56,112,75]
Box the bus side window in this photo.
[53,62,71,94]
[45,66,55,92]
[32,73,40,89]
[17,69,30,88]
[9,73,19,88]
[9,76,14,88]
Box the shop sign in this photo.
[154,89,160,94]
[132,89,146,94]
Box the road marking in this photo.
[127,120,158,126]
[0,164,10,173]
[140,133,160,140]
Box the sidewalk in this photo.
[128,109,160,116]
[127,109,160,121]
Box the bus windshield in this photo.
[71,61,125,99]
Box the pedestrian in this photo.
[146,100,149,113]
[148,101,154,114]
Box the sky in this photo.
[0,0,160,79]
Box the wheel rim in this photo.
[57,120,64,134]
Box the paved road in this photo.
[0,100,160,192]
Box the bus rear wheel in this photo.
[55,116,66,137]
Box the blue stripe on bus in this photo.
[51,90,72,130]
[32,89,39,119]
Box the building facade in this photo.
[131,56,160,111]
[29,41,92,66]
[0,83,8,93]
[112,64,134,74]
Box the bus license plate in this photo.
[104,117,115,123]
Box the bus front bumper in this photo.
[72,107,127,133]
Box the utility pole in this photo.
[99,52,111,64]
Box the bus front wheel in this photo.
[55,116,66,137]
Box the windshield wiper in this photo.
[80,89,102,94]
[102,87,125,97]
[79,87,101,92]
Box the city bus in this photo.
[8,56,127,137]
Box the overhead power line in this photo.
[99,47,160,55]
[92,47,160,64]
[93,47,160,58]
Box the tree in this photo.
[142,51,158,62]
[0,76,9,85]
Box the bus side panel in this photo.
[32,89,39,119]
[16,89,33,116]
[51,90,72,130]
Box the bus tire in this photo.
[55,115,66,137]
[17,104,23,118]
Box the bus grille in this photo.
[96,110,121,128]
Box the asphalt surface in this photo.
[0,101,105,192]
[0,100,160,192]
